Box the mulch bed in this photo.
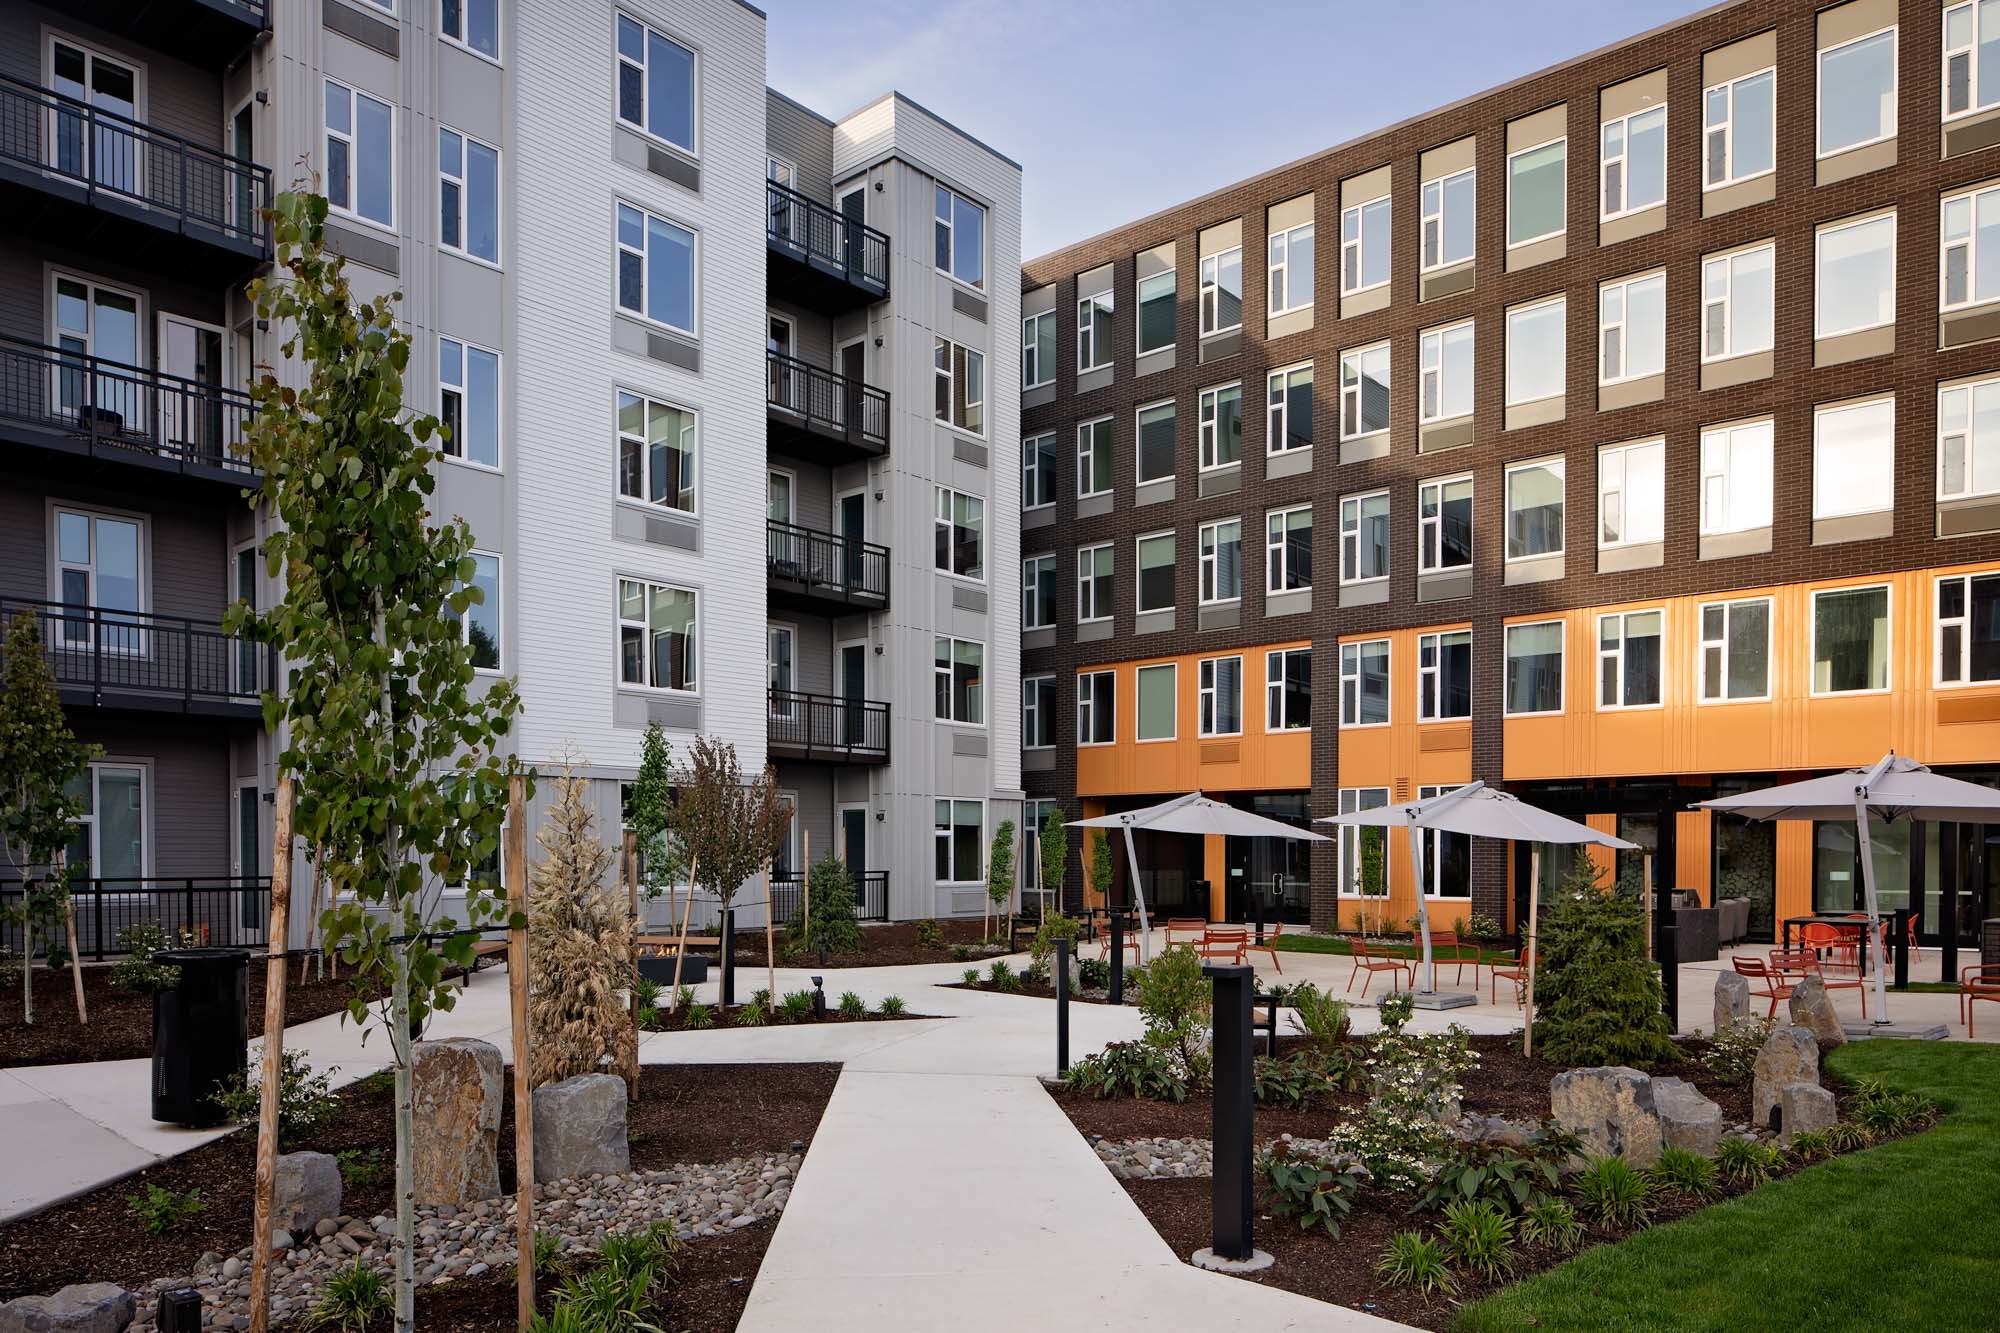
[0,1063,837,1303]
[722,916,1017,969]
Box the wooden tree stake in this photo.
[763,856,776,1000]
[61,849,86,1024]
[506,774,535,1330]
[667,852,699,1006]
[1523,845,1542,1059]
[623,829,640,1101]
[248,778,294,1333]
[801,831,811,954]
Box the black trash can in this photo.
[152,948,250,1126]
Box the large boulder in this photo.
[1787,976,1847,1051]
[1651,1076,1724,1155]
[1713,971,1751,1034]
[1751,1026,1820,1131]
[272,1151,342,1235]
[412,1038,503,1207]
[0,1283,136,1333]
[1549,1066,1663,1167]
[532,1074,630,1183]
[1780,1082,1838,1137]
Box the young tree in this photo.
[669,735,788,1001]
[1037,807,1069,920]
[1087,828,1113,908]
[229,191,524,1331]
[1531,855,1678,1068]
[984,820,1015,941]
[0,611,98,1025]
[527,759,635,1089]
[626,722,685,906]
[797,854,861,957]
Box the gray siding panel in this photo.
[766,91,835,204]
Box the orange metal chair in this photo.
[1799,922,1860,976]
[1347,939,1410,996]
[1164,917,1209,950]
[1244,920,1285,975]
[1427,928,1479,987]
[1735,955,1797,1017]
[1960,965,2000,1037]
[1491,947,1534,1007]
[1198,925,1248,966]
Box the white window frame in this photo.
[1023,673,1057,749]
[460,550,501,672]
[324,78,394,230]
[1338,638,1391,729]
[1940,183,2000,312]
[1418,474,1474,574]
[1268,220,1315,316]
[1077,417,1113,499]
[1078,669,1116,746]
[1266,504,1311,594]
[1936,570,2000,687]
[1418,629,1473,722]
[1504,296,1567,407]
[1815,211,1897,339]
[1135,662,1178,743]
[1504,456,1566,562]
[1939,375,2000,500]
[1267,361,1314,455]
[935,185,987,290]
[1077,286,1113,372]
[615,201,698,336]
[1077,542,1114,624]
[1945,1,2000,121]
[934,799,985,886]
[1198,655,1244,738]
[1598,271,1665,385]
[933,635,986,725]
[1816,25,1898,159]
[1813,395,1897,521]
[766,622,797,712]
[1504,619,1567,717]
[1420,166,1475,271]
[1701,241,1776,363]
[1703,66,1777,190]
[934,337,986,436]
[1198,518,1242,606]
[1337,788,1391,898]
[1505,135,1568,250]
[50,503,149,632]
[1339,342,1389,441]
[1136,530,1175,614]
[441,0,500,62]
[1419,320,1474,424]
[615,12,697,155]
[616,576,699,695]
[933,485,986,582]
[1417,784,1474,900]
[1340,193,1390,296]
[1699,596,1774,703]
[616,388,697,515]
[1266,648,1310,731]
[1199,246,1243,336]
[1022,310,1055,389]
[438,125,500,266]
[1596,607,1665,711]
[1339,490,1389,586]
[438,336,502,471]
[1023,431,1057,512]
[1600,104,1667,221]
[1198,382,1243,472]
[1809,584,1894,697]
[1597,437,1665,551]
[1699,418,1775,536]
[1022,553,1057,631]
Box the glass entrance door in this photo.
[1939,822,1999,947]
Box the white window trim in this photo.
[1418,629,1473,722]
[1816,25,1898,159]
[1939,374,2000,500]
[1504,134,1568,250]
[1940,184,2000,312]
[1418,320,1474,425]
[438,126,501,267]
[1023,431,1057,512]
[1703,66,1777,191]
[1600,104,1667,221]
[1077,417,1113,499]
[1700,417,1775,536]
[1135,398,1176,486]
[1197,518,1243,606]
[1198,382,1243,473]
[1338,638,1391,729]
[462,550,502,674]
[1504,456,1566,562]
[48,501,151,620]
[1595,607,1665,712]
[1022,310,1055,389]
[1698,596,1774,704]
[1946,2,2000,122]
[1339,342,1390,441]
[614,575,699,696]
[1077,287,1113,372]
[1418,474,1474,575]
[934,185,987,292]
[1504,296,1567,407]
[1077,669,1116,746]
[1023,673,1057,749]
[439,335,503,472]
[440,0,501,64]
[1935,570,2000,687]
[1199,246,1244,337]
[1339,490,1390,587]
[933,634,988,726]
[1420,166,1475,273]
[933,485,986,585]
[1598,271,1666,386]
[1815,211,1897,338]
[766,622,798,713]
[1340,194,1390,296]
[1022,553,1056,631]
[1268,221,1315,316]
[1813,394,1897,521]
[615,12,699,156]
[934,799,986,886]
[1135,662,1178,743]
[1504,618,1567,717]
[1265,647,1310,731]
[1135,529,1175,615]
[1266,504,1311,593]
[614,387,699,516]
[1597,437,1665,551]
[324,78,395,233]
[615,200,699,337]
[1701,241,1776,364]
[1337,788,1391,898]
[1809,583,1894,698]
[1197,655,1245,738]
[1077,542,1114,624]
[933,336,986,438]
[1267,360,1314,455]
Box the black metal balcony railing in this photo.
[767,689,890,764]
[767,180,889,295]
[0,336,259,477]
[767,520,889,608]
[0,598,273,714]
[0,74,272,253]
[770,870,889,924]
[767,350,889,449]
[0,876,271,961]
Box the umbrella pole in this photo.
[1409,824,1434,994]
[1853,793,1890,1025]
[1122,825,1152,965]
[1523,846,1542,1057]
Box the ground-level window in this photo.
[1337,788,1389,898]
[934,799,982,883]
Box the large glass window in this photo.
[616,202,695,333]
[438,127,499,263]
[1137,532,1175,612]
[1505,621,1564,714]
[1945,1,2000,119]
[616,14,695,151]
[1812,585,1891,693]
[325,79,393,227]
[1937,571,2000,684]
[934,799,982,883]
[1136,663,1177,741]
[1818,26,1897,156]
[1597,609,1662,709]
[464,551,500,670]
[1700,419,1775,535]
[1505,458,1565,560]
[1341,194,1390,294]
[1266,506,1312,593]
[933,636,985,722]
[1077,670,1115,744]
[442,0,499,59]
[1137,400,1176,483]
[1421,167,1475,270]
[1338,788,1390,898]
[1340,491,1389,585]
[1418,784,1473,900]
[617,579,697,691]
[1419,476,1473,573]
[1022,311,1056,388]
[1814,397,1896,521]
[1198,656,1243,736]
[1137,270,1176,355]
[1939,375,2000,499]
[440,338,500,469]
[1420,321,1474,423]
[1266,648,1311,730]
[616,391,695,514]
[1704,66,1775,188]
[1600,272,1665,384]
[1077,543,1114,622]
[1506,136,1567,247]
[1077,286,1114,371]
[1200,247,1243,335]
[1700,598,1771,701]
[1941,183,2000,311]
[1199,519,1242,604]
[52,507,142,644]
[1505,297,1566,406]
[1601,104,1666,219]
[1023,675,1058,748]
[1702,243,1774,361]
[1022,555,1057,630]
[1339,639,1389,727]
[1198,383,1242,470]
[1816,213,1896,338]
[1268,220,1315,315]
[1419,630,1472,721]
[935,185,986,288]
[1598,438,1665,549]
[933,487,984,579]
[1078,417,1113,497]
[933,338,985,433]
[1340,344,1389,440]
[1268,362,1314,453]
[1023,432,1057,510]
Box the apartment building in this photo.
[1019,0,2000,953]
[0,0,1023,950]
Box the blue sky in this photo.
[764,0,1717,260]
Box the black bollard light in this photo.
[157,1288,202,1333]
[1192,962,1270,1273]
[1892,908,1910,990]
[1660,919,1680,1033]
[1108,908,1127,1004]
[811,975,827,1020]
[1055,937,1071,1075]
[719,906,736,1008]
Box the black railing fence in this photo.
[766,179,889,291]
[767,689,890,762]
[0,598,273,710]
[766,520,889,603]
[770,870,889,924]
[766,350,889,447]
[0,876,272,961]
[0,335,259,474]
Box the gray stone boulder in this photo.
[0,1283,136,1333]
[1452,1113,1536,1148]
[1787,975,1847,1051]
[272,1151,342,1234]
[1549,1066,1663,1167]
[1751,1025,1820,1130]
[1713,970,1751,1033]
[533,1074,630,1184]
[1651,1076,1724,1156]
[1780,1082,1838,1137]
[412,1037,503,1206]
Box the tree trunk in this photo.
[20,920,31,1026]
[389,928,414,1333]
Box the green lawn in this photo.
[1455,1041,2000,1332]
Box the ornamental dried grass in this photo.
[527,756,636,1089]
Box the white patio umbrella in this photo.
[1069,793,1329,963]
[1698,752,2000,1024]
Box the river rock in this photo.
[1549,1066,1663,1167]
[1787,975,1846,1051]
[0,1283,136,1333]
[1651,1076,1724,1155]
[1780,1081,1838,1136]
[412,1038,503,1206]
[1713,971,1751,1033]
[272,1152,342,1234]
[1751,1025,1819,1130]
[533,1074,630,1184]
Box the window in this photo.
[1023,798,1060,893]
[1199,246,1243,335]
[1266,648,1311,730]
[1077,543,1114,623]
[1023,433,1057,510]
[1022,311,1055,388]
[1505,458,1565,560]
[324,80,393,227]
[1598,438,1665,549]
[1702,243,1775,361]
[1818,26,1896,156]
[1198,656,1243,736]
[1419,321,1474,423]
[1418,629,1473,721]
[1341,194,1390,294]
[1268,363,1314,453]
[1505,298,1566,406]
[1136,400,1176,483]
[1339,639,1389,726]
[1700,419,1775,535]
[1078,418,1114,497]
[933,338,985,434]
[1419,476,1473,573]
[1812,585,1891,693]
[1597,609,1663,708]
[1136,663,1177,740]
[1816,213,1895,338]
[1077,670,1115,744]
[1022,554,1056,630]
[1601,104,1666,218]
[1939,375,2000,498]
[1945,1,2000,119]
[439,337,499,468]
[935,185,986,288]
[1268,220,1314,315]
[1338,788,1390,897]
[616,14,695,152]
[1599,272,1665,383]
[1340,491,1389,585]
[1938,572,2000,684]
[1199,519,1241,604]
[1507,136,1566,247]
[615,202,695,333]
[1421,167,1475,270]
[1266,506,1312,593]
[1704,66,1775,188]
[767,624,794,704]
[934,636,985,723]
[1505,621,1565,714]
[463,551,500,670]
[1137,532,1175,612]
[933,487,984,579]
[1340,344,1389,440]
[1077,286,1113,371]
[617,579,696,692]
[1417,784,1473,900]
[442,0,499,59]
[438,127,498,263]
[934,799,982,883]
[65,763,148,883]
[1023,675,1057,748]
[1198,383,1242,470]
[1942,183,2000,310]
[1814,397,1896,520]
[51,507,143,643]
[616,390,695,513]
[1700,597,1771,701]
[1137,270,1176,354]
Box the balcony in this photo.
[767,351,889,464]
[767,521,889,615]
[768,689,889,766]
[766,180,889,314]
[0,336,259,490]
[770,870,888,923]
[0,599,274,721]
[0,76,272,277]
[48,1,268,70]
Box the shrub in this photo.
[632,976,662,1010]
[1649,1144,1720,1200]
[794,855,862,957]
[837,990,867,1019]
[877,995,906,1016]
[1375,1231,1459,1297]
[1699,1017,1775,1085]
[526,761,636,1090]
[1788,1129,1834,1162]
[1023,958,1050,986]
[950,943,974,962]
[1368,1020,1478,1123]
[961,967,982,985]
[1320,1104,1454,1194]
[126,1184,204,1236]
[635,1004,660,1031]
[1850,1078,1938,1136]
[1030,911,1081,965]
[1575,1155,1652,1227]
[305,1260,392,1332]
[777,990,815,1023]
[734,990,772,1026]
[915,919,944,950]
[1137,944,1211,1088]
[1463,912,1503,944]
[1060,1041,1188,1102]
[1377,989,1415,1033]
[674,985,695,1011]
[1077,957,1110,990]
[1253,1053,1329,1109]
[529,1228,567,1280]
[109,922,186,993]
[1714,1135,1786,1186]
[529,1222,680,1333]
[1519,1197,1584,1252]
[1258,1145,1364,1237]
[214,1048,340,1150]
[336,1148,389,1190]
[1824,1121,1873,1152]
[682,1002,714,1030]
[1285,983,1351,1055]
[1530,857,1678,1069]
[1415,1132,1567,1215]
[986,959,1022,992]
[1440,1199,1516,1281]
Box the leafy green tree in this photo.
[0,610,98,1024]
[668,735,789,998]
[796,854,861,956]
[228,190,525,1330]
[984,820,1015,941]
[1038,807,1068,918]
[626,723,685,905]
[1531,856,1678,1068]
[1087,828,1113,907]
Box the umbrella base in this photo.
[1840,1020,1947,1041]
[1404,990,1479,1011]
